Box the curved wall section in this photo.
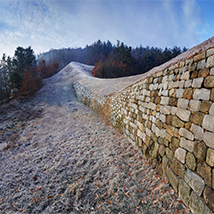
[73,37,214,214]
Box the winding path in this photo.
[0,63,190,213]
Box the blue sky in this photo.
[0,0,213,57]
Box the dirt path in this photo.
[0,63,191,213]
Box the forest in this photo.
[0,40,187,102]
[37,40,187,78]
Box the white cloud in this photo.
[0,0,207,58]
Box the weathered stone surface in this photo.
[185,168,205,196]
[186,152,196,171]
[213,169,214,189]
[166,148,174,161]
[210,88,214,102]
[180,71,190,80]
[169,97,178,106]
[204,76,214,88]
[207,55,214,68]
[190,124,204,140]
[159,144,166,157]
[197,162,212,187]
[166,125,178,137]
[160,105,171,115]
[176,89,184,98]
[176,108,191,122]
[189,191,205,214]
[155,96,161,104]
[177,98,189,109]
[162,156,169,174]
[193,140,207,161]
[180,137,194,152]
[206,148,214,167]
[191,70,198,78]
[175,148,186,164]
[148,102,157,110]
[171,106,177,115]
[178,179,191,207]
[197,59,206,70]
[202,115,214,132]
[189,100,201,112]
[171,115,184,128]
[198,68,210,77]
[192,77,204,88]
[204,205,214,214]
[159,114,166,123]
[184,79,192,88]
[183,88,193,100]
[200,101,212,113]
[165,132,172,142]
[179,128,194,140]
[209,103,214,116]
[145,136,152,147]
[193,88,211,101]
[166,167,179,193]
[211,67,214,75]
[171,137,179,148]
[207,48,214,57]
[165,115,172,125]
[203,186,214,212]
[171,157,186,178]
[203,131,214,149]
[194,52,206,62]
[190,112,205,126]
[151,142,159,158]
[185,122,192,131]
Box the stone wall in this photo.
[73,39,214,214]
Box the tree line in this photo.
[0,46,59,102]
[37,39,187,78]
[0,40,187,102]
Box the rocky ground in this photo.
[0,63,191,213]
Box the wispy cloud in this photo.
[0,0,207,57]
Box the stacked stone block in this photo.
[109,48,214,213]
[73,47,214,213]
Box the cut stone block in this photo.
[193,88,210,101]
[179,179,191,207]
[189,191,205,214]
[197,162,212,187]
[190,124,204,140]
[204,76,214,88]
[180,137,194,152]
[177,98,189,109]
[175,148,187,164]
[184,79,192,88]
[206,148,214,167]
[202,115,214,132]
[160,97,169,105]
[197,59,206,70]
[176,89,184,98]
[179,128,194,140]
[193,140,207,161]
[180,71,190,80]
[186,152,196,171]
[209,103,214,116]
[166,167,179,192]
[203,131,214,149]
[207,55,214,68]
[176,108,191,122]
[189,100,201,112]
[192,77,204,88]
[203,186,214,212]
[185,168,205,196]
[207,48,214,57]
